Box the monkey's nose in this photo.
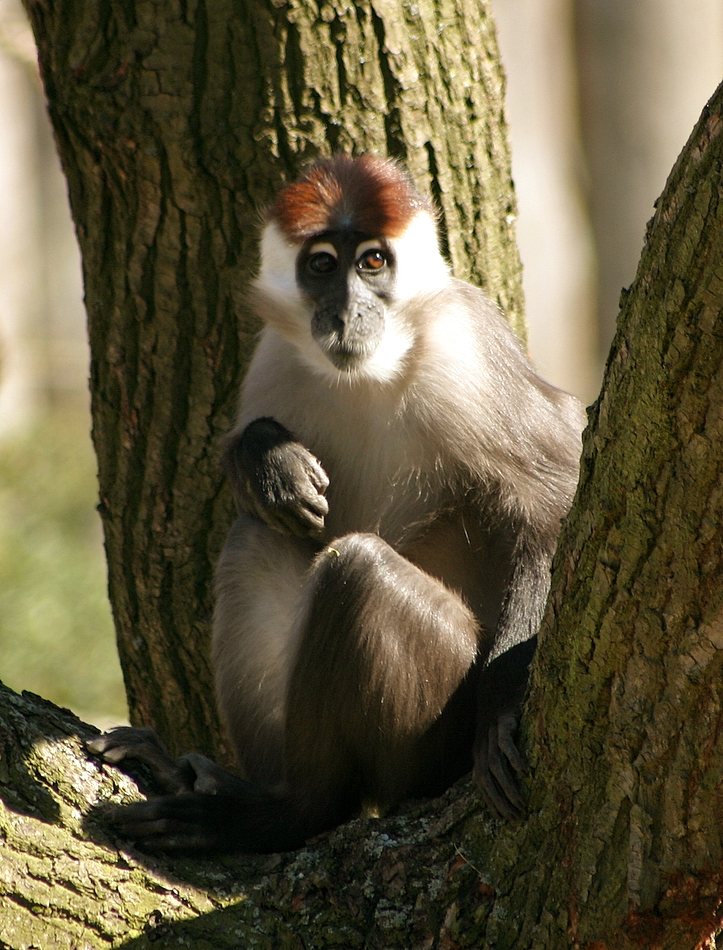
[315,303,346,328]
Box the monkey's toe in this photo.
[87,727,197,794]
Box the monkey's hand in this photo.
[472,637,536,821]
[224,417,329,538]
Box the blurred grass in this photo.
[0,402,127,726]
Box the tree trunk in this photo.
[512,84,723,948]
[0,680,491,949]
[2,67,720,950]
[22,0,523,760]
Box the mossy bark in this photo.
[0,680,490,949]
[23,0,522,759]
[501,83,723,949]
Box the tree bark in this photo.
[23,0,522,760]
[2,680,488,950]
[508,83,723,948]
[2,72,720,950]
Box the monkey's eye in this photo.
[357,249,387,272]
[307,252,338,275]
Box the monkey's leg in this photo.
[91,529,480,854]
[213,513,320,787]
[284,532,481,830]
[89,516,321,854]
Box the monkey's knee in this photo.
[314,532,413,595]
[316,532,479,647]
[295,531,479,724]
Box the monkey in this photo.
[89,155,584,854]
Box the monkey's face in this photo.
[253,207,450,385]
[296,233,396,373]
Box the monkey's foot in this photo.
[101,784,306,855]
[103,793,234,853]
[87,726,242,797]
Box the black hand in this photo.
[87,726,196,794]
[224,417,329,538]
[473,636,536,820]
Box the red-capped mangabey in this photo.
[89,155,584,853]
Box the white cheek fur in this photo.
[254,223,305,312]
[389,211,450,302]
[356,318,414,384]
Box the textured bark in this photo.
[0,679,507,949]
[502,83,723,948]
[23,0,522,759]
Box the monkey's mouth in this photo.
[319,336,380,371]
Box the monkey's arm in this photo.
[473,529,552,820]
[223,417,329,538]
[473,636,537,820]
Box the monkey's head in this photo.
[251,155,450,383]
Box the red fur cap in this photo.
[268,155,432,242]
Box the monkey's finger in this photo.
[495,713,528,778]
[87,727,196,794]
[87,733,119,758]
[488,757,525,812]
[87,726,161,762]
[474,749,511,820]
[273,503,325,537]
[106,803,201,852]
[476,769,520,821]
[249,484,326,538]
[297,503,327,534]
[280,445,328,496]
[298,485,329,519]
[297,514,326,538]
[106,796,228,853]
[274,476,328,517]
[271,486,329,537]
[476,727,525,820]
[177,753,252,796]
[306,457,330,495]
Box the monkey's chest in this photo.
[321,466,428,541]
[319,436,440,541]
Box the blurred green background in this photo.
[0,403,127,726]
